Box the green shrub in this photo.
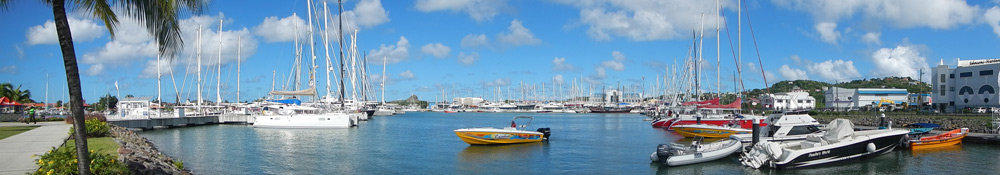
[173,159,184,170]
[68,119,110,137]
[34,147,129,175]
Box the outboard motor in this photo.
[651,144,673,162]
[536,128,551,140]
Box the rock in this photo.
[109,125,191,175]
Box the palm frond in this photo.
[114,0,206,58]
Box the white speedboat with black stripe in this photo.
[740,118,908,169]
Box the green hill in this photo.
[744,77,931,108]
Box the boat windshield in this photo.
[787,125,822,135]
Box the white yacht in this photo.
[253,104,354,128]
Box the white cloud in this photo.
[553,74,565,84]
[26,16,105,45]
[13,45,24,59]
[772,0,979,29]
[779,65,809,81]
[420,43,450,58]
[595,67,607,78]
[496,19,541,46]
[0,65,16,74]
[986,6,1000,38]
[815,22,840,44]
[368,36,410,64]
[70,13,259,76]
[345,0,391,28]
[602,51,626,71]
[870,45,930,80]
[461,34,489,48]
[806,59,862,82]
[484,78,511,87]
[85,64,104,76]
[861,32,881,45]
[400,70,416,79]
[789,55,805,65]
[253,14,307,43]
[553,57,576,71]
[415,0,506,22]
[556,0,725,41]
[458,51,479,65]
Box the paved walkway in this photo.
[0,122,72,175]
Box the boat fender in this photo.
[866,142,876,152]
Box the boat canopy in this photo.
[682,98,720,106]
[905,123,940,128]
[697,98,741,109]
[269,87,316,96]
[267,99,302,105]
[822,119,855,143]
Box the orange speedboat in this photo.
[908,128,968,149]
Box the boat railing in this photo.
[512,116,534,130]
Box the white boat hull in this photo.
[253,113,353,128]
[651,138,743,166]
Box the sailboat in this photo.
[253,0,354,128]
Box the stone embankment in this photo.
[813,114,995,133]
[110,125,191,175]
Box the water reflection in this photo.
[458,142,546,162]
[910,144,963,156]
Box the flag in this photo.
[114,81,119,91]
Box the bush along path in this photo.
[31,118,189,175]
[0,122,70,175]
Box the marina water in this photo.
[138,112,1000,174]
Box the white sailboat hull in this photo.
[253,113,353,128]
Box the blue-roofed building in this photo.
[824,87,909,111]
[932,58,1000,113]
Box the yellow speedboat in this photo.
[672,124,751,138]
[455,116,551,145]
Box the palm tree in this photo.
[0,82,32,103]
[1,0,204,174]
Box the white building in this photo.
[823,87,908,110]
[453,97,485,106]
[595,89,642,105]
[760,86,816,110]
[932,58,1000,113]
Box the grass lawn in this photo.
[0,125,40,140]
[64,137,119,158]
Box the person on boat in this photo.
[511,121,517,128]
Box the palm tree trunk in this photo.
[51,0,92,174]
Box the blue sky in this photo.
[3,0,1000,103]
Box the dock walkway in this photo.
[0,122,71,175]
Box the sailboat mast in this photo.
[237,36,241,103]
[157,51,161,105]
[307,0,318,99]
[197,25,202,107]
[716,0,721,99]
[381,56,386,104]
[323,0,333,98]
[217,19,223,104]
[698,13,705,100]
[337,0,347,108]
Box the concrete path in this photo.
[0,122,72,175]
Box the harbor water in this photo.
[139,112,1000,174]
